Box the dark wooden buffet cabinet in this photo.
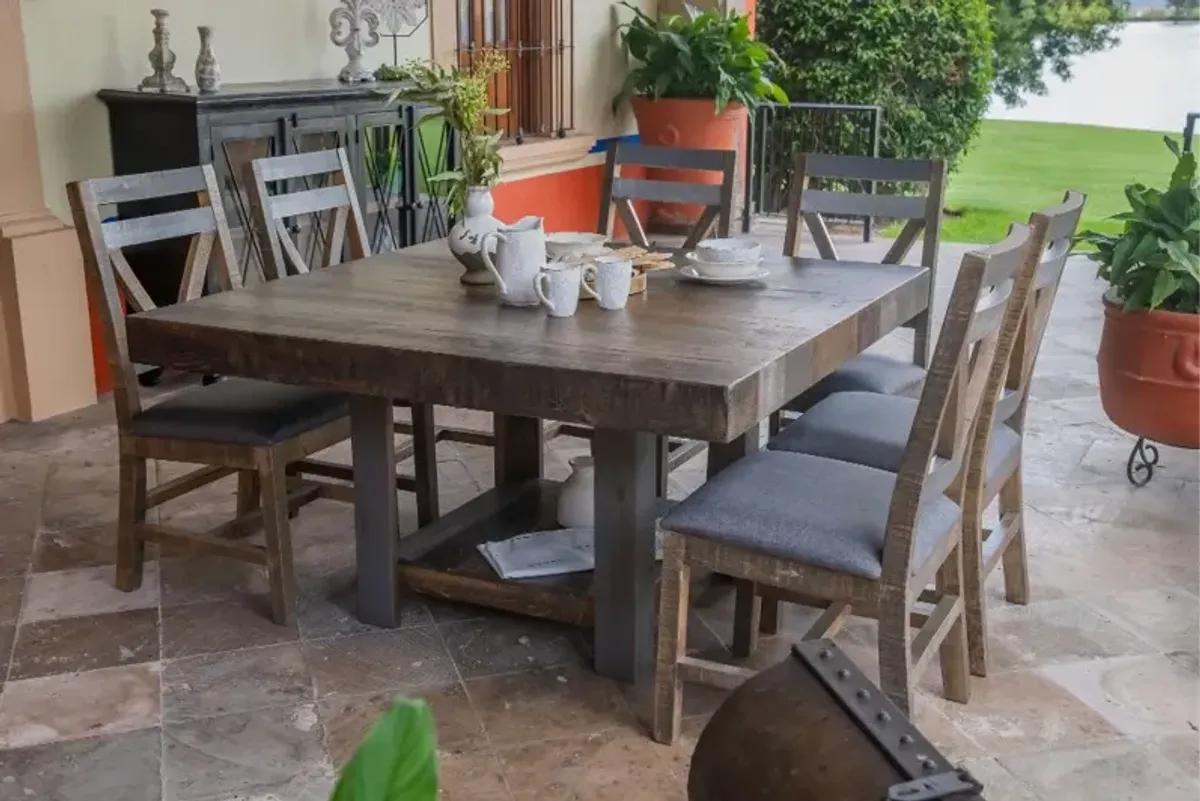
[98,79,452,305]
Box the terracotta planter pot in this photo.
[630,96,747,232]
[1098,295,1200,448]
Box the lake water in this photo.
[987,21,1200,133]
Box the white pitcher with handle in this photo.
[480,216,546,306]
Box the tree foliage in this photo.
[989,0,1127,107]
[759,0,994,164]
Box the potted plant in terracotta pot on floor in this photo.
[1078,137,1200,463]
[613,1,786,231]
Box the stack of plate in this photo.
[679,238,768,285]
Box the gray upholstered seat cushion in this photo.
[660,451,961,580]
[769,391,1021,487]
[131,378,348,446]
[789,353,926,409]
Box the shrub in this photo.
[759,0,994,166]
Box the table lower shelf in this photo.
[395,478,674,627]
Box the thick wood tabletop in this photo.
[126,242,929,443]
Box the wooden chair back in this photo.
[245,148,370,280]
[880,222,1039,585]
[597,142,737,250]
[783,153,947,264]
[969,190,1087,476]
[67,165,239,430]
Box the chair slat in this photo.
[802,153,941,183]
[87,166,210,205]
[102,206,218,250]
[267,185,355,221]
[611,177,724,207]
[611,142,732,172]
[109,250,157,312]
[255,149,343,183]
[799,190,929,221]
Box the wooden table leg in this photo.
[592,429,658,684]
[351,395,400,627]
[494,414,544,485]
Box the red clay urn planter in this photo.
[1098,295,1200,449]
[614,2,786,231]
[1081,137,1200,451]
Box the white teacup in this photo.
[533,263,584,318]
[583,256,635,310]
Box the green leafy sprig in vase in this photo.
[380,54,511,285]
[330,697,438,801]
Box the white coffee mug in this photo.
[533,262,583,318]
[583,256,635,310]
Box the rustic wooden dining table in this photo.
[125,239,929,684]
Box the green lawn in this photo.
[929,120,1177,244]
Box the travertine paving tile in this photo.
[303,628,456,698]
[9,608,159,681]
[439,613,586,679]
[161,643,313,723]
[982,598,1155,672]
[1087,586,1200,653]
[22,563,159,623]
[0,728,162,801]
[1000,739,1197,801]
[0,663,161,749]
[160,599,297,660]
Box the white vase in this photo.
[195,26,222,93]
[556,455,595,529]
[449,186,504,286]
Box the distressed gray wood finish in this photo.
[126,243,930,445]
[124,240,930,678]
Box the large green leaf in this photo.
[1150,270,1182,310]
[330,698,438,801]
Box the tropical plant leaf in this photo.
[330,698,438,801]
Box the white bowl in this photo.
[694,238,762,265]
[546,232,608,261]
[685,252,763,279]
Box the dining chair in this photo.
[67,165,353,626]
[764,192,1087,676]
[593,140,739,490]
[650,223,1039,745]
[244,148,496,525]
[767,153,947,436]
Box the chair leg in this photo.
[936,541,972,705]
[999,468,1030,605]
[411,403,440,527]
[960,488,990,678]
[115,454,148,592]
[655,437,670,498]
[759,594,782,635]
[258,449,297,626]
[235,469,261,531]
[877,592,914,717]
[768,411,782,438]
[731,579,761,658]
[652,533,690,745]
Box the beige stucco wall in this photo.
[21,0,432,220]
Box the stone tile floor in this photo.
[0,239,1196,800]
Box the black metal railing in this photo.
[741,102,884,239]
[1183,112,1198,154]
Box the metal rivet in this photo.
[876,711,891,724]
[899,734,914,746]
[836,668,850,680]
[855,689,870,701]
[921,758,938,773]
[818,649,833,660]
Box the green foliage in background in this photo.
[613,1,787,114]
[988,1,1127,107]
[759,0,994,166]
[330,698,438,801]
[1078,137,1200,313]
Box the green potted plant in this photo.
[1078,136,1200,449]
[382,52,510,285]
[613,2,786,230]
[330,697,438,801]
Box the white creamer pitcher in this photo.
[480,216,546,306]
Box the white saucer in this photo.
[675,264,770,285]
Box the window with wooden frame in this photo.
[456,0,575,143]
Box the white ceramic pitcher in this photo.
[480,216,546,306]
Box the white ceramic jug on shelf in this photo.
[480,216,546,306]
[556,455,594,529]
